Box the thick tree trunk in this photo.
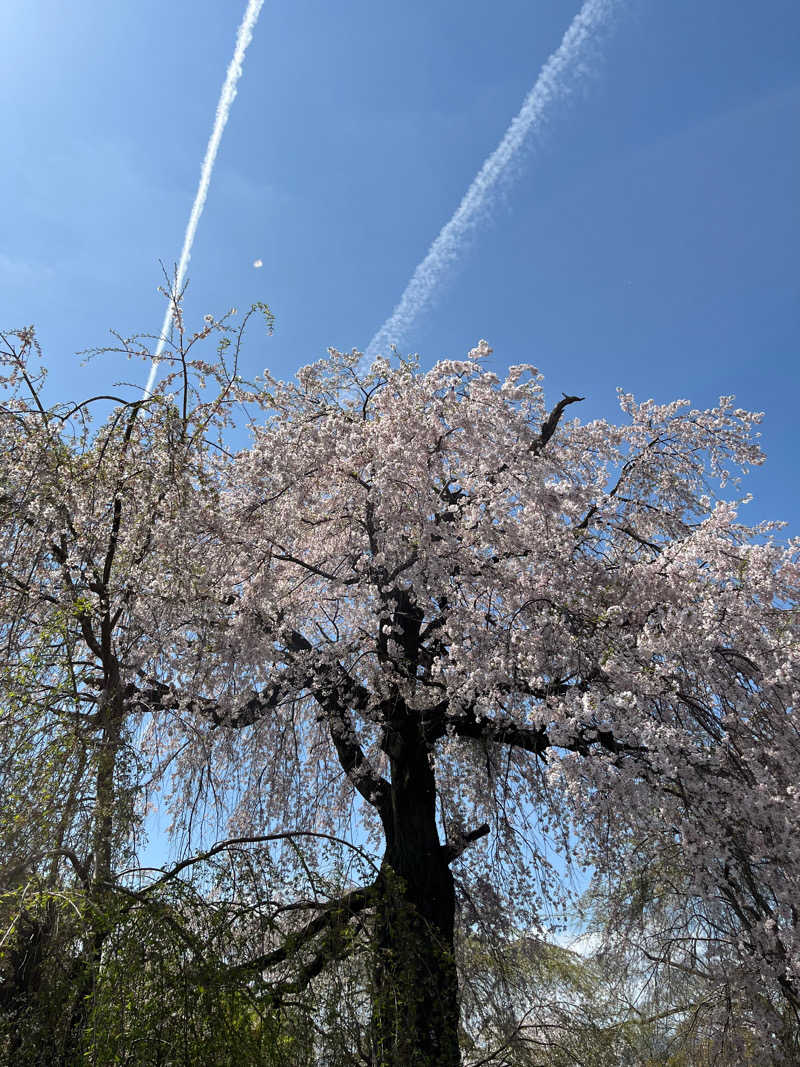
[370,734,461,1067]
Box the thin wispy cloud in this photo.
[366,0,624,359]
[0,252,54,281]
[144,0,265,398]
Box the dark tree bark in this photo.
[370,726,461,1067]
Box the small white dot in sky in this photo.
[253,259,263,268]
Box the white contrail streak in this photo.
[144,0,265,398]
[366,0,623,359]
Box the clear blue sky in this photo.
[2,0,798,531]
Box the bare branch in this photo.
[531,393,584,455]
[442,822,490,863]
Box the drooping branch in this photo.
[126,830,380,894]
[227,882,376,979]
[127,629,391,815]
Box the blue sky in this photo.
[2,0,798,531]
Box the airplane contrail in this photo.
[144,0,265,398]
[365,0,624,359]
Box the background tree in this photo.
[576,832,800,1064]
[0,308,313,1064]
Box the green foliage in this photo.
[0,881,318,1067]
